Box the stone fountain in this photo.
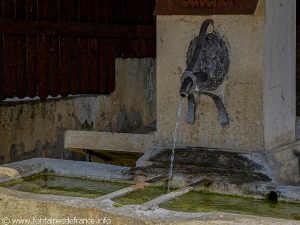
[1,1,298,224]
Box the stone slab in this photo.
[64,130,156,153]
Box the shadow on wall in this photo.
[9,137,86,163]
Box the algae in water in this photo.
[160,191,300,220]
[0,173,130,199]
[114,186,172,205]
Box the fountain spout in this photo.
[178,19,230,125]
[179,77,193,97]
[179,71,208,97]
[179,70,209,124]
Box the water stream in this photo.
[167,97,184,192]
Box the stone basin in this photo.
[0,158,300,225]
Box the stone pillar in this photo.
[264,0,296,150]
[156,0,296,152]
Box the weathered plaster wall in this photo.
[264,0,296,150]
[0,58,156,164]
[156,1,266,151]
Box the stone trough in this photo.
[0,157,300,225]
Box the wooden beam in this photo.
[96,182,150,201]
[96,176,165,201]
[0,19,155,39]
[140,178,212,210]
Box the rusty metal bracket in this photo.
[201,92,229,125]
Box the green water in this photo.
[114,186,172,205]
[3,174,300,221]
[160,191,300,220]
[0,173,130,199]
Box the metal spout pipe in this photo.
[179,71,208,97]
[179,77,193,97]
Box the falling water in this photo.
[167,97,184,192]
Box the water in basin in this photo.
[160,191,300,220]
[114,186,173,205]
[0,173,130,199]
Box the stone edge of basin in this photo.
[0,186,299,225]
[138,144,300,181]
[136,146,274,177]
[135,147,300,203]
[0,158,132,183]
